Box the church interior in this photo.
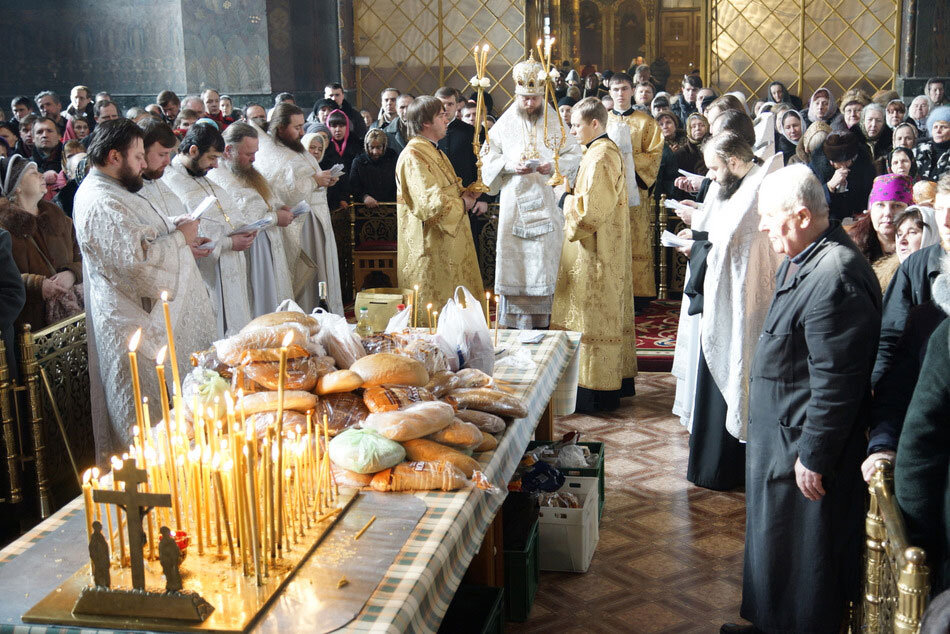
[0,0,947,632]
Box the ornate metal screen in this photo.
[704,0,900,100]
[354,0,525,113]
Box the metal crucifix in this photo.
[93,460,171,591]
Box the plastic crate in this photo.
[527,440,605,520]
[438,584,505,634]
[538,477,599,573]
[504,517,540,622]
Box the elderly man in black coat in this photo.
[723,164,881,634]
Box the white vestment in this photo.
[672,154,783,440]
[605,118,641,207]
[254,133,344,315]
[754,112,777,160]
[482,103,582,329]
[163,155,253,336]
[74,169,216,461]
[207,164,295,316]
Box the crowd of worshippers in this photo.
[2,67,950,633]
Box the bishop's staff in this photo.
[536,37,566,187]
[467,43,491,195]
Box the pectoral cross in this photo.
[93,461,172,591]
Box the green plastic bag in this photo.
[328,428,406,474]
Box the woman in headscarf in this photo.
[679,112,709,173]
[893,121,919,150]
[793,120,831,165]
[852,102,891,173]
[840,89,871,130]
[776,110,803,165]
[894,205,940,265]
[887,146,919,180]
[846,174,914,290]
[320,109,360,210]
[766,80,803,110]
[908,95,932,138]
[800,86,847,131]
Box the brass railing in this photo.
[862,459,930,633]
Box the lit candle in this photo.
[484,291,491,327]
[154,346,182,529]
[128,329,144,445]
[275,330,292,553]
[244,442,263,585]
[481,43,489,77]
[426,303,433,330]
[111,456,127,564]
[473,44,480,76]
[431,310,438,335]
[160,291,182,397]
[82,469,93,539]
[494,295,500,347]
[413,285,419,328]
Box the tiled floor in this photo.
[510,373,750,633]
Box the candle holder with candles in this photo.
[536,37,566,187]
[466,43,491,196]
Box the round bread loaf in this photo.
[242,311,320,335]
[349,353,429,387]
[238,390,317,415]
[316,369,364,395]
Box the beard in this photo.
[226,158,273,202]
[142,166,165,180]
[716,170,743,201]
[275,128,305,153]
[516,102,542,124]
[183,160,209,178]
[118,162,144,193]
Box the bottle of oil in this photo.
[355,307,373,337]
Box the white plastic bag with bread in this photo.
[312,309,365,368]
[401,438,482,477]
[424,418,483,450]
[436,286,494,375]
[214,322,315,366]
[361,401,454,442]
[370,461,501,493]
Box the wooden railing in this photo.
[862,459,930,633]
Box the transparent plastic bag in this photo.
[312,308,365,368]
[436,286,494,375]
[385,304,412,333]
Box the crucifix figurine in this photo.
[93,460,172,591]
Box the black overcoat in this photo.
[742,222,881,633]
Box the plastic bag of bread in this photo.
[474,431,499,453]
[425,419,483,450]
[454,368,493,389]
[371,460,469,492]
[330,463,374,489]
[191,348,230,375]
[363,385,436,413]
[182,368,230,419]
[328,428,406,474]
[446,387,528,418]
[237,390,317,415]
[401,438,481,477]
[319,392,369,435]
[313,309,365,368]
[399,337,453,375]
[361,333,403,355]
[247,410,308,441]
[243,355,335,391]
[214,322,313,366]
[350,353,428,387]
[454,409,506,434]
[362,401,454,441]
[538,490,581,509]
[436,286,494,375]
[242,310,320,336]
[425,371,462,398]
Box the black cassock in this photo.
[742,223,880,633]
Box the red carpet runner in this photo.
[635,299,680,373]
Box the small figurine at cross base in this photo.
[88,521,111,588]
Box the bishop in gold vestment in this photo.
[606,107,663,299]
[396,136,484,310]
[552,101,636,412]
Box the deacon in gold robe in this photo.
[551,97,636,413]
[396,96,484,311]
[606,72,664,309]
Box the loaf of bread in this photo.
[316,323,365,369]
[474,431,498,453]
[214,322,312,366]
[316,369,364,395]
[320,392,370,435]
[247,410,308,440]
[400,338,452,375]
[242,311,320,335]
[331,464,374,489]
[401,438,482,477]
[446,387,528,418]
[370,460,469,492]
[363,385,436,413]
[237,390,317,415]
[361,401,454,441]
[425,371,463,398]
[244,355,335,391]
[425,419,483,450]
[454,368,493,389]
[349,353,429,387]
[454,409,506,433]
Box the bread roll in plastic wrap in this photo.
[214,322,312,366]
[319,392,370,435]
[454,409,506,433]
[446,387,528,418]
[238,390,317,415]
[370,460,469,492]
[247,410,308,441]
[242,311,320,335]
[244,355,335,391]
[361,401,454,441]
[401,438,481,477]
[475,431,499,452]
[425,419,483,450]
[350,353,429,387]
[363,385,436,413]
[425,371,463,398]
[454,368,493,388]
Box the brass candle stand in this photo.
[467,43,491,196]
[536,37,566,187]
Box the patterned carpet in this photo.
[635,300,681,373]
[509,373,750,633]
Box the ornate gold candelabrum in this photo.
[467,44,491,196]
[537,38,565,187]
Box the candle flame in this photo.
[132,425,139,437]
[281,330,294,348]
[426,303,432,310]
[128,328,142,353]
[536,38,542,47]
[156,345,167,365]
[482,44,489,52]
[161,290,169,302]
[212,453,221,470]
[111,456,122,469]
[82,468,91,484]
[188,447,201,461]
[91,467,99,479]
[223,458,233,471]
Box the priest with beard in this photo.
[208,122,295,316]
[671,133,781,490]
[163,123,256,336]
[72,119,212,461]
[482,56,582,329]
[254,103,344,315]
